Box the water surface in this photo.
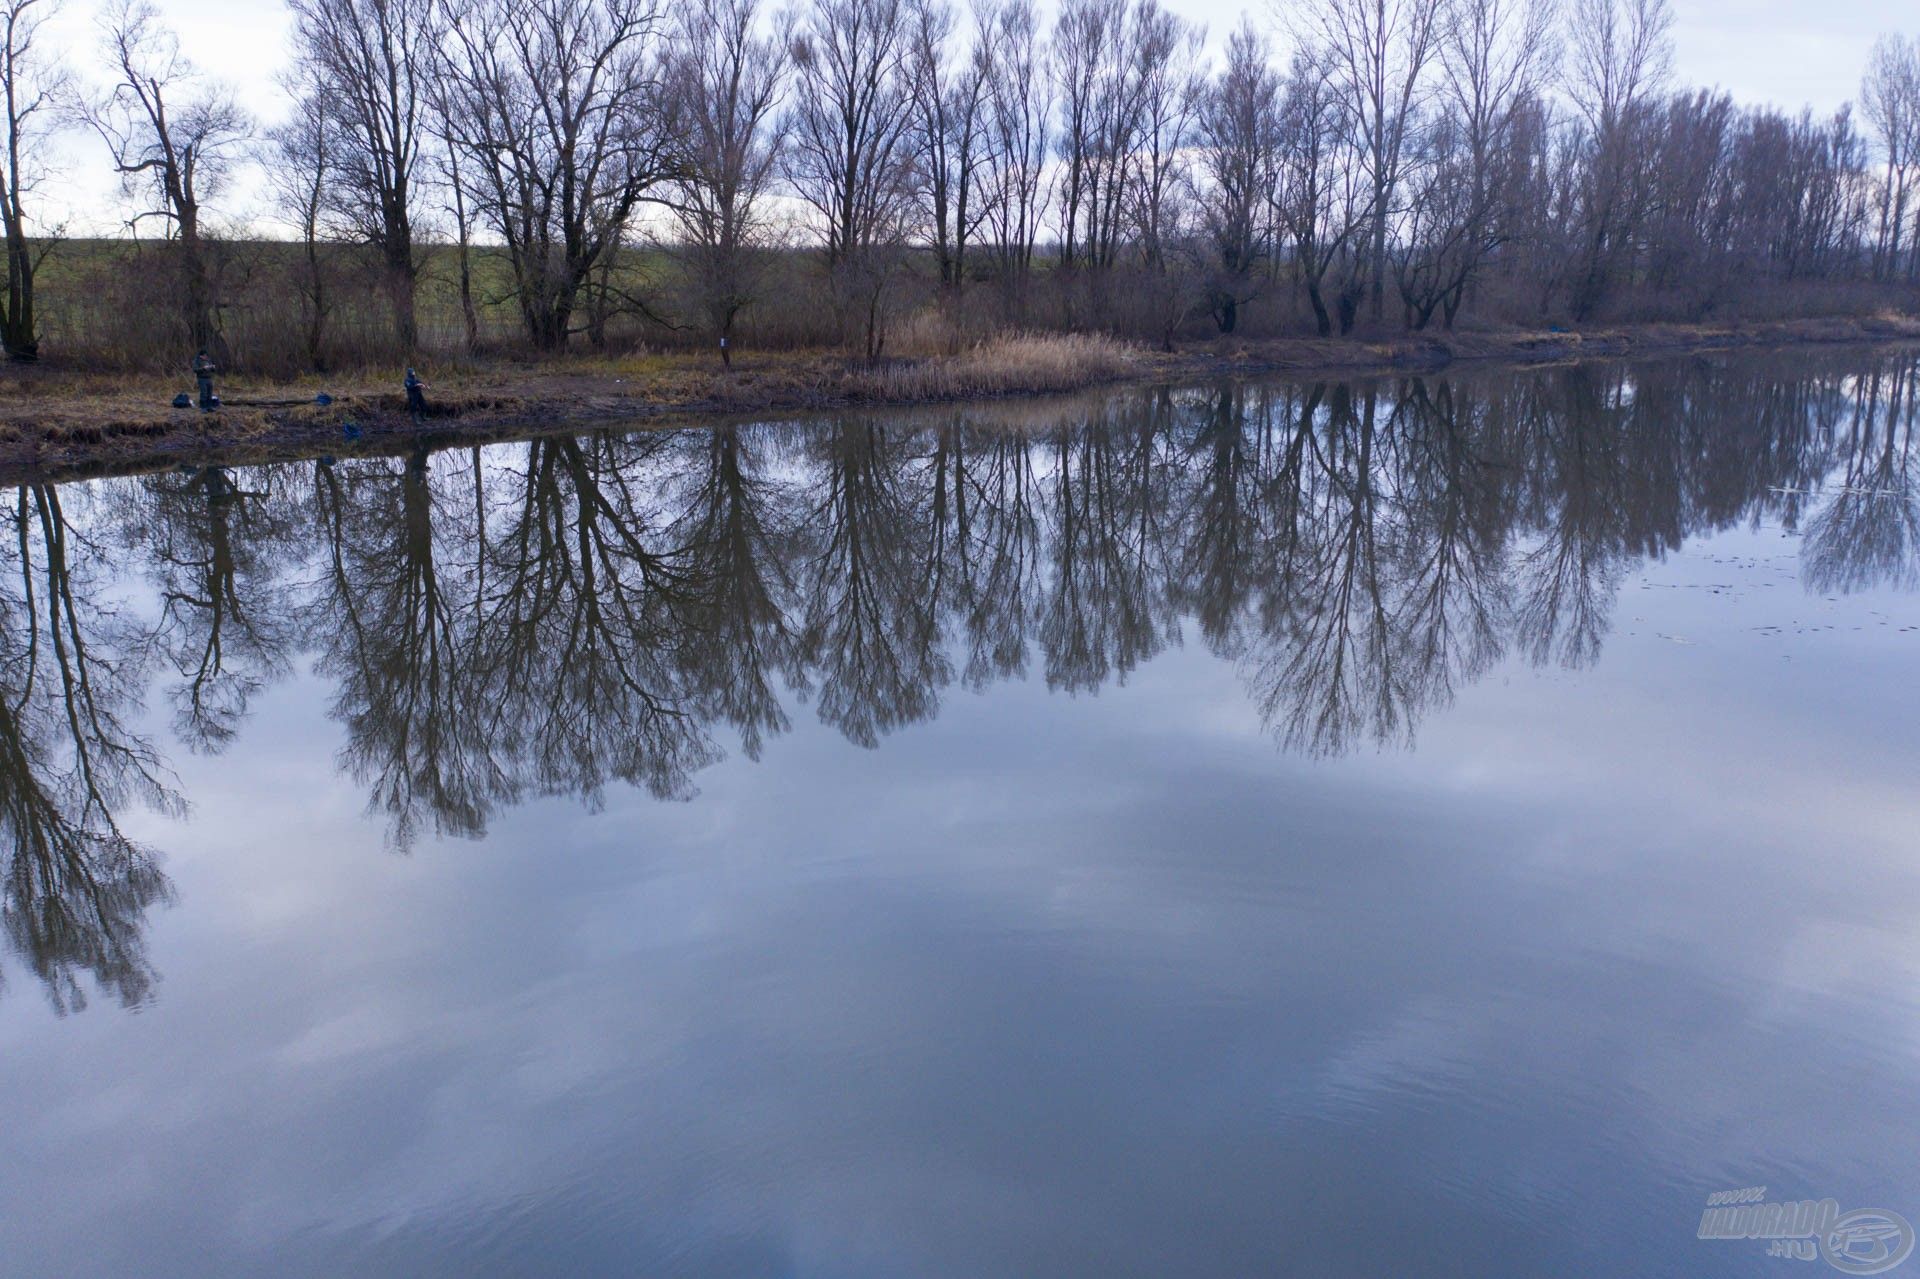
[3,350,1919,1276]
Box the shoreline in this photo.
[4,315,1918,485]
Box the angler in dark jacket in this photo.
[192,350,218,411]
[405,367,428,421]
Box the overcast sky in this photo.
[30,0,1917,235]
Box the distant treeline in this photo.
[5,0,1920,370]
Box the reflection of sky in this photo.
[1,510,1917,1277]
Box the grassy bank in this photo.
[4,316,1919,483]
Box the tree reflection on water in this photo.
[5,349,1918,1011]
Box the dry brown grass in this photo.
[6,316,1920,481]
[843,333,1140,400]
[0,333,1143,475]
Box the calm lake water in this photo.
[3,350,1919,1276]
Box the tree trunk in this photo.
[387,255,419,354]
[304,236,326,370]
[1,222,34,360]
[457,239,479,354]
[1305,277,1332,337]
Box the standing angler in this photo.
[192,349,219,412]
[405,367,429,421]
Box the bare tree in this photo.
[1124,0,1203,263]
[436,0,676,350]
[663,0,789,364]
[785,0,917,356]
[1273,46,1370,335]
[1194,20,1279,333]
[1123,0,1203,348]
[1862,34,1920,282]
[431,122,481,353]
[1297,0,1444,324]
[263,86,334,370]
[1393,108,1481,326]
[1051,0,1126,271]
[1440,0,1555,173]
[1419,0,1555,322]
[1,0,63,360]
[1566,0,1670,135]
[1563,0,1672,316]
[978,0,1051,306]
[1050,0,1097,270]
[905,0,991,309]
[420,68,481,353]
[1769,107,1872,281]
[286,0,432,352]
[1049,0,1198,340]
[87,0,249,355]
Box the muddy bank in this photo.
[3,315,1917,484]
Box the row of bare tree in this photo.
[4,0,1920,365]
